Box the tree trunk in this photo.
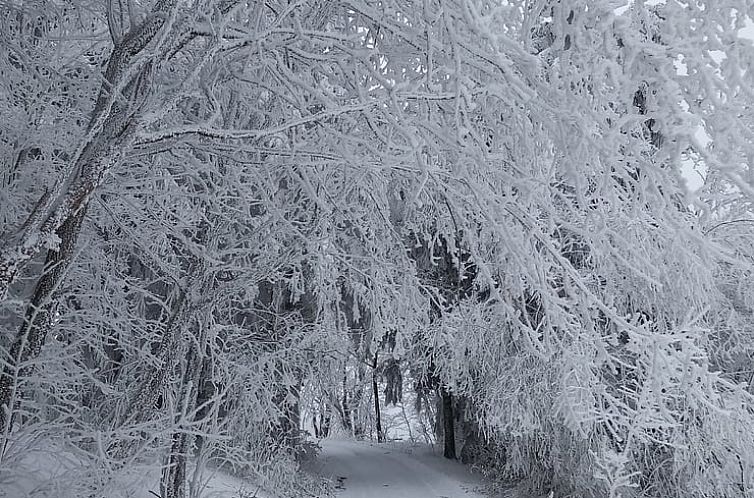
[0,0,180,301]
[274,376,301,448]
[372,353,384,443]
[0,207,86,449]
[441,385,456,459]
[0,0,186,446]
[340,365,350,432]
[162,431,189,498]
[107,285,191,461]
[320,410,330,438]
[161,339,204,498]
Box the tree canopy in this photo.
[1,1,754,497]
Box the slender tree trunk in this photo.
[441,385,456,459]
[107,285,191,460]
[400,399,414,442]
[372,353,384,443]
[321,410,330,438]
[0,207,86,452]
[340,365,350,432]
[313,414,320,438]
[161,339,204,498]
[352,365,365,437]
[274,376,301,448]
[162,431,189,498]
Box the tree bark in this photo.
[162,431,189,498]
[441,385,456,459]
[273,375,302,448]
[161,339,204,498]
[0,207,86,448]
[340,365,350,432]
[0,0,183,448]
[372,353,384,443]
[106,285,191,461]
[0,0,179,300]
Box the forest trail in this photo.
[317,439,487,498]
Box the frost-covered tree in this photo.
[2,1,754,497]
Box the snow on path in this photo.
[317,439,487,498]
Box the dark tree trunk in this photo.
[107,286,191,461]
[320,410,330,438]
[372,353,384,443]
[0,0,184,443]
[441,385,456,459]
[162,431,189,498]
[340,365,351,432]
[0,0,181,301]
[274,376,301,448]
[0,207,87,448]
[161,329,206,498]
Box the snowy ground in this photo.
[3,436,495,497]
[0,439,274,498]
[316,438,487,498]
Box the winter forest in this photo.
[1,0,754,497]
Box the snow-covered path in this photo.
[317,439,487,498]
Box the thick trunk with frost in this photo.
[0,0,180,300]
[0,0,181,444]
[0,208,86,440]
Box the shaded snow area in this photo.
[0,440,274,498]
[316,439,487,498]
